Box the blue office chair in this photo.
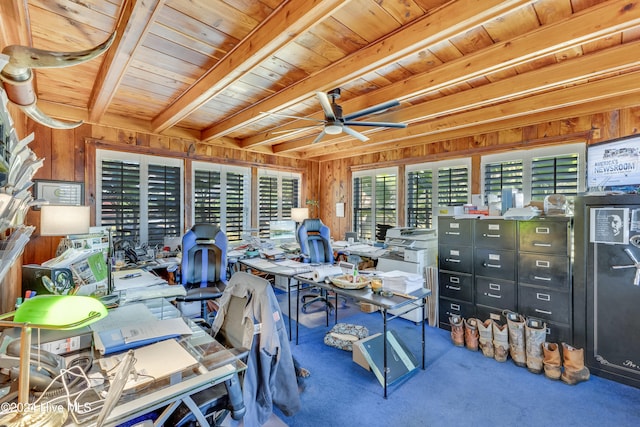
[297,218,342,313]
[177,223,228,321]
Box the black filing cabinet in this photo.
[474,219,517,322]
[438,217,475,329]
[517,218,572,344]
[438,216,574,342]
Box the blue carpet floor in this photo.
[274,308,640,427]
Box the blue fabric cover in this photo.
[296,218,334,264]
[181,223,228,287]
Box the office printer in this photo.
[378,227,437,273]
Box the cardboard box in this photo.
[353,333,381,370]
[360,302,378,313]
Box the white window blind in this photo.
[193,163,249,241]
[258,171,301,239]
[353,168,397,241]
[97,150,183,247]
[407,169,433,228]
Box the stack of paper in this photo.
[377,270,424,293]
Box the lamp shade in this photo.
[291,207,309,223]
[40,205,90,236]
[13,295,107,328]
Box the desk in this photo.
[295,273,430,398]
[238,258,312,344]
[63,299,246,427]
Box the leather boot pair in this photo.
[449,314,464,347]
[561,343,590,385]
[477,319,494,358]
[504,311,526,367]
[525,318,547,374]
[542,342,562,380]
[492,321,509,362]
[464,318,479,351]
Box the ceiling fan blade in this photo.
[260,111,325,123]
[315,92,337,121]
[343,121,407,128]
[343,99,400,121]
[312,129,327,144]
[342,126,369,142]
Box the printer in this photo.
[377,227,438,274]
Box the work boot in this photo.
[492,321,509,362]
[477,318,494,358]
[525,318,547,374]
[464,318,479,351]
[449,314,464,347]
[543,342,562,380]
[504,311,526,367]
[561,343,590,385]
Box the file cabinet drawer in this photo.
[519,220,570,255]
[439,272,473,302]
[518,253,570,290]
[475,277,516,310]
[439,245,473,273]
[518,285,570,324]
[438,217,473,246]
[438,298,475,329]
[474,248,516,281]
[475,220,516,250]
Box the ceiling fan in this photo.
[268,88,407,144]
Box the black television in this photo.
[586,135,640,193]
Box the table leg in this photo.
[295,278,299,345]
[383,308,388,399]
[422,296,426,370]
[287,278,292,341]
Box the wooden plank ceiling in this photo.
[1,0,640,161]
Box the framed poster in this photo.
[590,207,629,244]
[34,180,84,207]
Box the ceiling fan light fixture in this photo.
[325,124,342,135]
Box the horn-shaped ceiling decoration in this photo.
[0,33,115,129]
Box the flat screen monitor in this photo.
[269,220,297,242]
[587,135,640,193]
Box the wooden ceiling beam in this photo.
[264,0,640,151]
[303,71,640,160]
[207,0,534,145]
[88,0,165,123]
[151,0,346,133]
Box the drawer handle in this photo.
[537,293,551,301]
[485,263,501,268]
[446,258,461,263]
[489,283,501,291]
[535,260,550,268]
[483,233,501,238]
[535,309,552,315]
[450,276,460,284]
[451,303,460,310]
[535,227,550,234]
[446,231,460,236]
[533,276,552,281]
[534,243,552,247]
[446,285,461,291]
[487,293,502,299]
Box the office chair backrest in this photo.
[181,223,228,287]
[297,218,334,264]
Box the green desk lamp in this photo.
[0,294,108,426]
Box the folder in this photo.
[94,317,193,355]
